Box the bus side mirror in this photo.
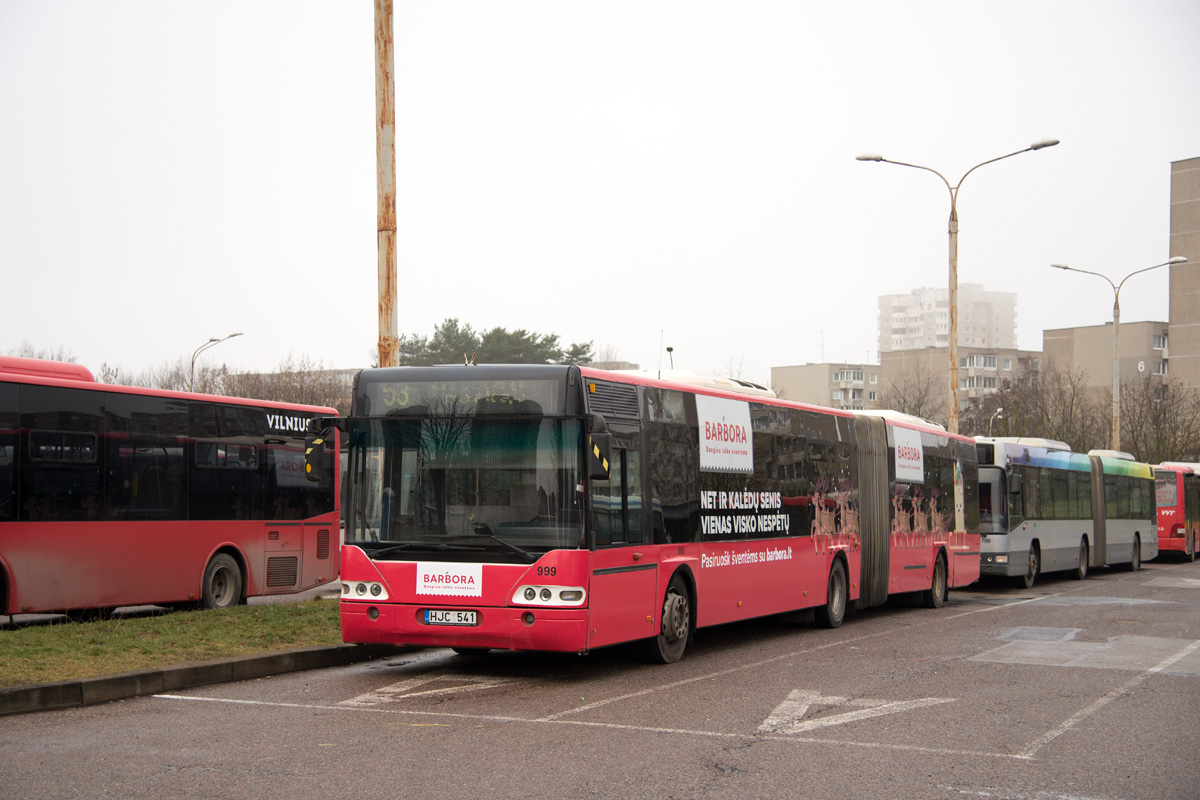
[1008,472,1023,495]
[304,432,329,482]
[588,433,613,481]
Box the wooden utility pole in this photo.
[375,0,398,367]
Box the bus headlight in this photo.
[512,585,586,607]
[343,581,389,601]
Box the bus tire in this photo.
[815,559,848,628]
[922,553,947,609]
[1125,535,1142,572]
[1072,539,1089,580]
[639,573,691,664]
[1015,543,1039,589]
[202,554,244,610]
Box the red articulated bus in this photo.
[1154,462,1200,562]
[311,364,980,663]
[0,356,339,619]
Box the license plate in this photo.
[424,609,477,626]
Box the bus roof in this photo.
[0,355,95,382]
[974,435,1071,452]
[610,369,776,398]
[1157,462,1200,474]
[0,356,338,416]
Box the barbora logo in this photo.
[417,562,483,597]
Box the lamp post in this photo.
[857,138,1059,433]
[1050,257,1187,450]
[989,406,1004,437]
[190,332,243,392]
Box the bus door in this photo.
[587,440,658,649]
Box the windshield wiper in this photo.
[366,541,478,559]
[450,523,537,563]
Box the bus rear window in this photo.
[1155,474,1178,507]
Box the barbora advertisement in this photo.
[696,395,754,475]
[417,562,483,597]
[893,426,925,483]
[699,490,791,536]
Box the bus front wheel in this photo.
[202,554,244,610]
[815,559,847,628]
[1016,544,1039,589]
[639,574,691,664]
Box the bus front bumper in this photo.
[341,601,590,653]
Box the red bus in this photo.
[1154,462,1200,561]
[0,356,340,619]
[311,365,979,663]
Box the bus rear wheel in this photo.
[1016,544,1039,589]
[815,559,847,628]
[922,554,947,609]
[639,574,691,664]
[202,554,244,610]
[1125,535,1142,571]
[1073,539,1089,580]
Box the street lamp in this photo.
[989,406,1004,437]
[1050,257,1187,450]
[857,138,1059,433]
[189,332,243,392]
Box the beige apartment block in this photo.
[878,284,1017,354]
[1043,321,1169,391]
[877,347,1042,412]
[770,363,881,410]
[1169,156,1200,389]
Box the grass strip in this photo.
[0,598,342,688]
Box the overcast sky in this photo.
[2,1,1198,387]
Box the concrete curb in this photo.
[0,644,407,718]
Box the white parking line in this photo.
[1017,637,1200,759]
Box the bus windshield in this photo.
[344,417,584,561]
[977,466,1008,534]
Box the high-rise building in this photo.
[1169,157,1200,389]
[878,284,1017,354]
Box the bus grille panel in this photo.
[316,528,331,559]
[266,556,299,587]
[586,380,640,419]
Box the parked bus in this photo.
[1154,462,1200,561]
[0,356,340,618]
[310,364,980,663]
[975,437,1157,587]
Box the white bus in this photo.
[975,438,1157,588]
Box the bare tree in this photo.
[224,354,352,414]
[1120,375,1200,463]
[876,361,947,426]
[963,364,1107,452]
[9,341,76,362]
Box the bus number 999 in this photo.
[537,566,556,577]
